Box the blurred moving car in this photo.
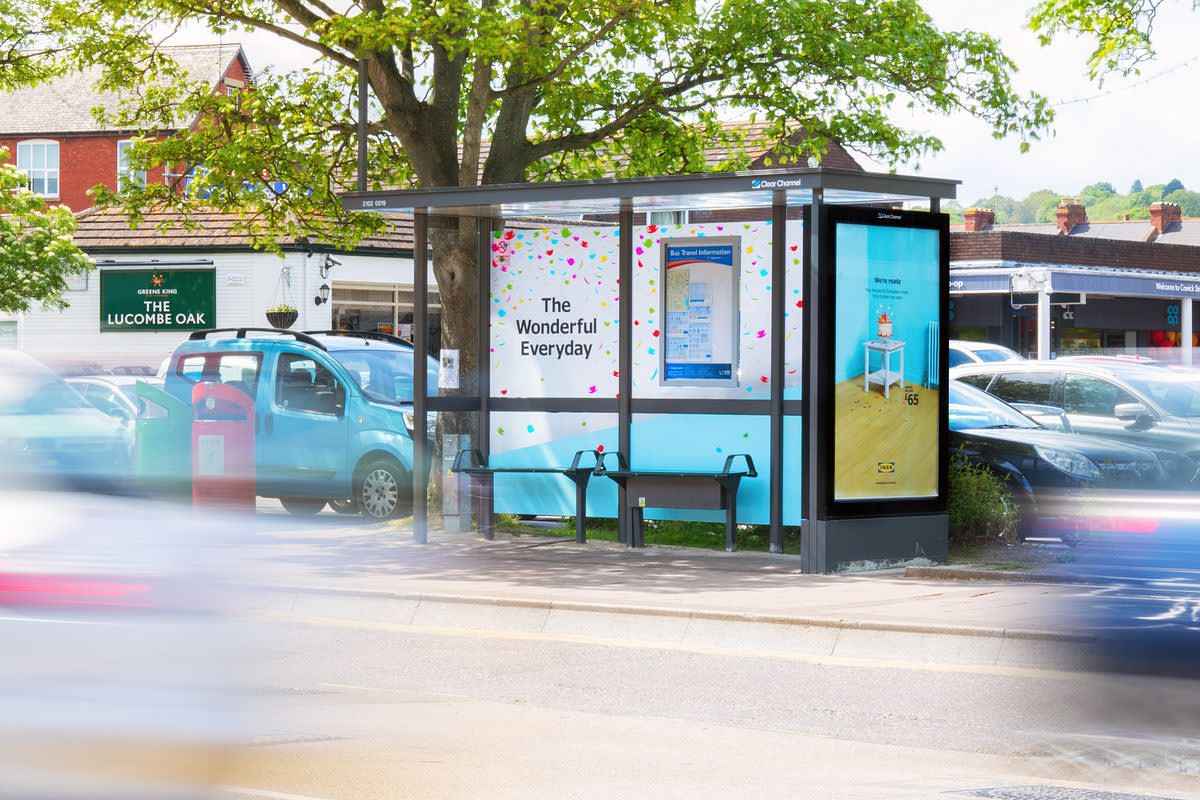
[0,490,254,797]
[67,375,165,423]
[949,379,1165,541]
[953,359,1200,486]
[947,339,1025,368]
[0,352,133,493]
[162,328,437,519]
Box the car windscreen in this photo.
[971,347,1021,363]
[949,381,1040,431]
[0,375,92,415]
[1119,372,1200,418]
[329,348,416,404]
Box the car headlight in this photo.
[1035,446,1102,480]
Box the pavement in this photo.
[245,508,1104,674]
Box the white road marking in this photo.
[219,786,340,800]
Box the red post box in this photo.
[191,382,256,510]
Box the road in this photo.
[212,592,1200,800]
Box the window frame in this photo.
[16,139,60,198]
[116,139,147,190]
[175,351,264,390]
[990,371,1063,408]
[1063,373,1139,418]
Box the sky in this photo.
[176,0,1200,206]
[884,0,1200,204]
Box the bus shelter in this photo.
[342,168,956,573]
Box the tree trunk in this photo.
[423,213,486,515]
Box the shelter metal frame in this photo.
[342,167,957,572]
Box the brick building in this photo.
[951,199,1200,362]
[0,44,252,211]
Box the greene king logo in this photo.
[151,272,165,287]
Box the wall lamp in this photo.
[314,282,330,306]
[320,254,341,279]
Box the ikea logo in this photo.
[876,461,896,474]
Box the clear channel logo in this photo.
[750,177,809,190]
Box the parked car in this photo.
[949,379,1165,541]
[0,352,134,493]
[67,375,165,422]
[952,360,1200,486]
[948,339,1025,368]
[162,328,437,519]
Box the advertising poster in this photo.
[660,237,740,385]
[833,222,940,501]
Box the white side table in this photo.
[863,339,906,398]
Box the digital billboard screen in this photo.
[831,218,942,502]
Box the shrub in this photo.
[948,457,1016,546]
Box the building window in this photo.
[16,140,59,197]
[117,140,147,189]
[649,210,687,227]
[331,282,442,355]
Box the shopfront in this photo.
[950,265,1200,363]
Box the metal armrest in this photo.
[569,449,602,471]
[594,450,628,474]
[721,453,757,478]
[451,448,486,472]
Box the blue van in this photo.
[163,328,437,519]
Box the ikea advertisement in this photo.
[833,220,941,502]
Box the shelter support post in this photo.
[800,190,826,573]
[477,215,495,540]
[356,59,368,193]
[768,191,786,553]
[1037,288,1052,360]
[929,197,940,214]
[1183,298,1193,367]
[617,199,634,546]
[412,209,429,543]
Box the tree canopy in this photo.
[957,177,1200,224]
[62,0,1054,247]
[0,150,93,313]
[28,0,1053,381]
[1029,0,1189,78]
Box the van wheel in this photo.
[356,457,411,520]
[280,497,327,516]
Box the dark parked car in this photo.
[952,360,1200,486]
[949,380,1165,541]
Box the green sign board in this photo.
[100,268,216,332]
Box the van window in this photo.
[276,353,345,416]
[176,352,262,398]
[991,372,1060,407]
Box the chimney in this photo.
[1150,201,1182,234]
[963,207,995,233]
[1055,197,1087,235]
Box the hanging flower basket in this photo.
[266,305,298,329]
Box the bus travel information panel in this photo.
[660,237,741,386]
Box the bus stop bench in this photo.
[594,453,757,551]
[451,449,601,543]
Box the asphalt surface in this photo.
[215,605,1200,800]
